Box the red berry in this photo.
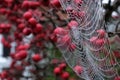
[32,54,41,62]
[29,1,40,8]
[54,27,66,35]
[23,11,32,20]
[90,36,97,43]
[68,20,78,29]
[18,23,25,30]
[54,67,61,75]
[114,76,120,80]
[22,1,30,8]
[34,23,43,33]
[50,0,61,8]
[61,35,71,44]
[23,28,32,35]
[74,0,83,4]
[95,39,105,46]
[97,29,106,38]
[61,72,70,79]
[74,65,83,74]
[69,43,76,51]
[59,63,67,70]
[113,51,120,58]
[28,17,37,25]
[1,71,8,79]
[15,50,27,60]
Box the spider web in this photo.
[55,0,120,80]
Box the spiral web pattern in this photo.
[55,0,120,80]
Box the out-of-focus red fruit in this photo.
[10,53,15,59]
[10,60,16,68]
[35,23,43,33]
[90,36,97,45]
[22,1,30,8]
[114,76,120,80]
[54,27,66,35]
[50,0,61,8]
[54,67,61,75]
[61,72,70,79]
[23,28,32,35]
[18,23,25,30]
[7,77,13,80]
[32,54,42,62]
[0,8,6,14]
[15,50,27,60]
[5,0,13,3]
[1,71,8,79]
[17,44,30,51]
[1,37,11,48]
[59,63,67,70]
[110,59,116,65]
[28,17,37,25]
[15,65,24,71]
[69,43,76,51]
[113,51,120,58]
[68,20,78,29]
[97,29,106,38]
[50,34,57,42]
[23,11,32,20]
[74,0,83,4]
[14,32,22,41]
[29,1,40,8]
[74,65,83,74]
[61,35,71,44]
[96,39,105,46]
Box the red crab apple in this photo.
[69,43,76,51]
[22,1,30,8]
[74,0,83,4]
[54,67,61,75]
[50,0,61,8]
[0,8,6,14]
[95,39,105,46]
[68,20,78,29]
[59,63,67,70]
[23,11,32,20]
[1,71,8,79]
[74,65,83,74]
[61,72,70,79]
[32,54,42,62]
[2,37,11,48]
[54,27,66,35]
[18,23,25,30]
[15,50,27,60]
[6,77,13,80]
[17,44,30,51]
[90,36,97,43]
[62,35,71,44]
[15,65,24,71]
[113,51,120,58]
[114,76,120,80]
[28,17,37,25]
[97,29,106,38]
[34,23,43,33]
[29,1,40,8]
[23,27,32,35]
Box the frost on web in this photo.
[54,0,120,80]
